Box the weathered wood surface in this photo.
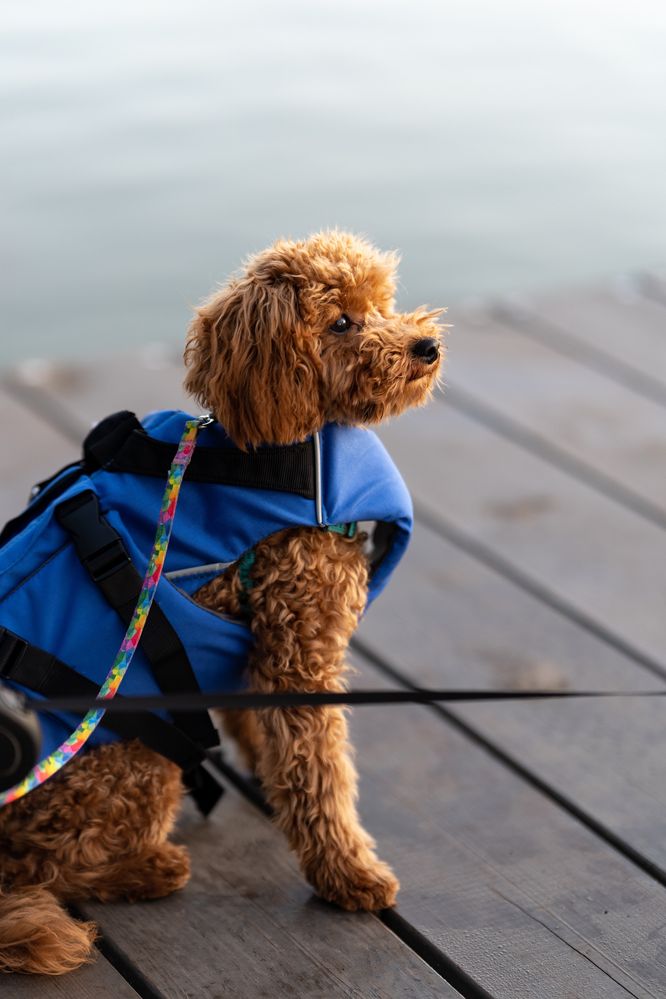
[3,277,666,997]
[365,302,666,870]
[500,284,666,402]
[0,386,78,516]
[75,647,666,999]
[2,346,189,441]
[6,959,140,998]
[444,310,666,523]
[378,402,666,672]
[357,523,666,874]
[81,786,460,999]
[347,654,666,999]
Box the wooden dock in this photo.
[2,275,666,998]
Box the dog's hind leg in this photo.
[240,527,400,912]
[78,841,191,903]
[0,740,190,907]
[0,739,187,973]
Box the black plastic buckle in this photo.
[0,628,28,680]
[56,491,131,583]
[83,540,131,582]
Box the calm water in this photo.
[2,0,666,365]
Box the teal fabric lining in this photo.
[326,522,357,539]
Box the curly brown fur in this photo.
[187,231,442,909]
[0,740,186,899]
[1,230,443,972]
[0,742,188,973]
[199,526,399,910]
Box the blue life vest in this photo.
[0,410,412,805]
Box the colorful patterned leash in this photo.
[0,414,210,807]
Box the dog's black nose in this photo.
[411,337,440,364]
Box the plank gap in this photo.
[442,385,666,533]
[68,906,168,999]
[379,910,495,999]
[350,636,666,891]
[202,756,474,998]
[494,303,666,410]
[409,497,666,685]
[1,376,86,444]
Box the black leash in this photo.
[3,683,665,795]
[25,686,666,714]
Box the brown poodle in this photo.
[0,231,443,975]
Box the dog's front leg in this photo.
[245,527,399,911]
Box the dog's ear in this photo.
[184,271,322,448]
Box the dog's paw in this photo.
[139,842,192,899]
[308,855,399,911]
[107,842,192,903]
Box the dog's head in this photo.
[184,231,444,448]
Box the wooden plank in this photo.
[388,308,666,873]
[378,402,666,675]
[0,385,79,523]
[446,310,666,522]
[81,786,460,999]
[505,284,666,399]
[79,697,666,999]
[357,522,666,871]
[0,349,188,525]
[352,656,666,998]
[5,955,140,997]
[3,348,190,436]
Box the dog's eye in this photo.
[330,314,353,334]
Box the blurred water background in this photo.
[2,0,665,365]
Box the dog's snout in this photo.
[411,337,440,365]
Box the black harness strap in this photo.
[55,490,219,752]
[83,410,316,498]
[0,627,224,815]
